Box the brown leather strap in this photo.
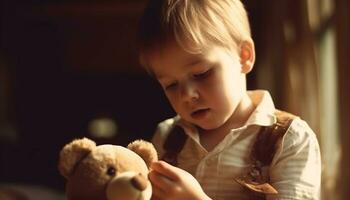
[252,109,296,167]
[236,110,296,199]
[161,124,188,166]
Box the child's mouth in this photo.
[191,108,210,119]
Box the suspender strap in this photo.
[236,110,296,199]
[252,109,296,166]
[161,125,188,166]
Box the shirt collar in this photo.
[244,90,276,127]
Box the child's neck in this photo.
[198,93,255,152]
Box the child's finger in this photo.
[149,169,175,191]
[150,184,167,200]
[151,161,181,181]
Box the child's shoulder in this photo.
[152,116,179,143]
[278,117,320,157]
[156,116,179,135]
[285,117,317,143]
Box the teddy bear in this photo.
[58,137,158,200]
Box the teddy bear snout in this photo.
[131,173,148,191]
[106,171,152,200]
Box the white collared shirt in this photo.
[152,90,321,200]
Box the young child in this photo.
[137,0,321,199]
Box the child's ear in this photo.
[239,41,255,74]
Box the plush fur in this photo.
[58,138,158,200]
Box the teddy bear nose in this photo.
[131,173,148,191]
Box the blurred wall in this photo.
[1,0,174,191]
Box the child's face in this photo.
[148,41,248,130]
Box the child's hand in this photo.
[149,161,211,200]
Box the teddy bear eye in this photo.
[106,167,116,176]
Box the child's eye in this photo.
[193,69,211,79]
[164,82,178,90]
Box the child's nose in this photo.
[180,83,199,103]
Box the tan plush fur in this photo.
[58,138,96,178]
[127,140,158,169]
[58,137,158,200]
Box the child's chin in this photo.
[195,121,222,131]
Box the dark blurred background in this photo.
[0,0,349,199]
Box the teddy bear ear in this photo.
[58,137,96,179]
[127,140,158,169]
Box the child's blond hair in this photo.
[138,0,252,66]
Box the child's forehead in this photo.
[148,45,201,69]
[143,38,240,76]
[149,45,238,76]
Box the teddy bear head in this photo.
[58,138,158,200]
